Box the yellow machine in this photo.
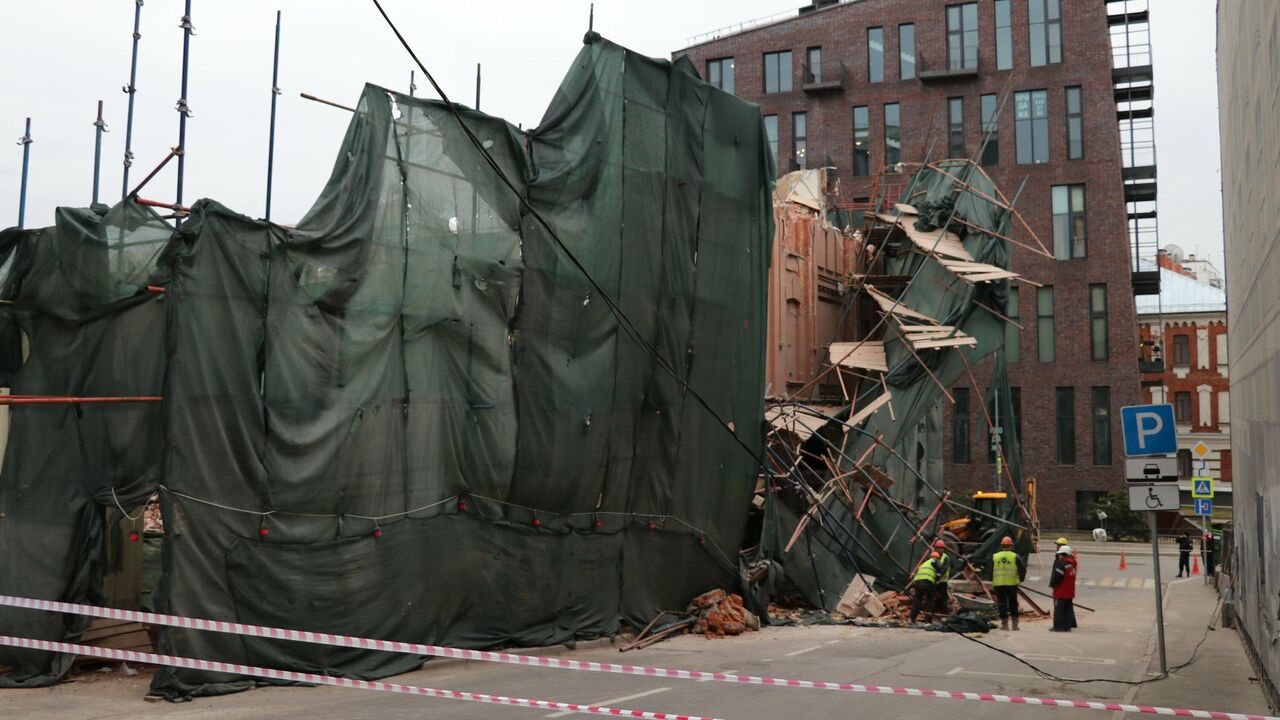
[939,479,1038,551]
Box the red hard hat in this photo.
[1000,536,1013,546]
[933,539,946,549]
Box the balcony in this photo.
[917,50,978,82]
[1139,359,1164,374]
[1132,269,1161,296]
[802,61,845,92]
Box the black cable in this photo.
[943,595,1223,686]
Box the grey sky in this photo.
[0,0,1223,277]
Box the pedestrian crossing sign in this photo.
[1192,477,1213,498]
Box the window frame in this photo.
[994,0,1013,70]
[1175,391,1193,423]
[1092,386,1112,465]
[1089,284,1108,360]
[1004,286,1020,361]
[868,27,885,82]
[1056,386,1076,465]
[706,58,735,94]
[954,386,972,463]
[1015,89,1049,164]
[948,97,965,158]
[852,106,870,176]
[1173,334,1191,365]
[980,93,999,166]
[899,24,916,80]
[763,115,779,166]
[884,102,901,166]
[1051,184,1087,259]
[946,3,980,70]
[1066,86,1083,159]
[1037,286,1055,362]
[763,50,793,94]
[792,111,808,170]
[805,46,822,85]
[1029,0,1063,67]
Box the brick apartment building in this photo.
[678,0,1156,528]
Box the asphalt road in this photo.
[0,550,1267,720]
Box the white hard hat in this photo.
[1056,545,1073,555]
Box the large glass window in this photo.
[1037,286,1054,362]
[947,3,979,70]
[1005,287,1020,362]
[981,93,999,166]
[948,97,965,158]
[1175,391,1192,423]
[994,0,1013,70]
[804,47,822,84]
[1173,334,1191,365]
[868,27,884,82]
[792,112,807,170]
[764,51,793,93]
[954,387,971,463]
[1029,0,1063,66]
[852,106,870,176]
[1051,184,1087,259]
[764,115,778,166]
[1056,387,1076,465]
[1092,386,1112,465]
[1066,86,1083,159]
[1089,284,1108,360]
[884,103,901,165]
[706,57,735,94]
[1015,90,1049,164]
[899,24,916,80]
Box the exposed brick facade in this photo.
[679,0,1142,528]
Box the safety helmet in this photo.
[930,551,940,559]
[933,539,947,549]
[1000,536,1013,546]
[1057,545,1073,555]
[1055,537,1069,546]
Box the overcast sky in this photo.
[0,0,1223,273]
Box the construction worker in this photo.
[1049,544,1078,631]
[908,551,941,624]
[932,539,952,615]
[991,536,1026,630]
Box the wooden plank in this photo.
[893,202,919,215]
[828,341,888,372]
[82,630,151,651]
[962,270,1019,282]
[911,336,979,349]
[849,392,893,425]
[864,285,941,324]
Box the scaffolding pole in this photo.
[92,101,108,205]
[16,118,32,229]
[121,0,143,200]
[175,0,194,226]
[265,10,281,221]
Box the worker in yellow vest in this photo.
[932,539,952,615]
[991,536,1027,631]
[909,551,942,624]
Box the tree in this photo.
[1089,492,1148,541]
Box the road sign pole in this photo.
[1150,511,1167,674]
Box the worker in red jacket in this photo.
[1049,545,1078,632]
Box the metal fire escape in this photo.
[1108,0,1160,296]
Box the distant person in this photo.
[1177,532,1193,577]
[909,551,942,624]
[1204,532,1217,579]
[1049,545,1078,632]
[932,539,952,616]
[991,536,1026,630]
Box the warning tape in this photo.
[0,635,717,720]
[2,594,1274,720]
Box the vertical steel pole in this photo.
[474,63,481,110]
[16,118,32,229]
[175,0,194,225]
[121,0,143,199]
[409,70,416,97]
[589,3,594,32]
[92,101,107,205]
[265,10,281,221]
[1151,511,1168,674]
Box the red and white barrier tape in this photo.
[2,594,1274,720]
[0,635,717,720]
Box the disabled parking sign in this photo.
[1121,404,1177,456]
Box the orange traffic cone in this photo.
[1119,550,1128,571]
[1193,555,1201,575]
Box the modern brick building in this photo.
[678,0,1156,528]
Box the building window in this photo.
[706,57,735,94]
[884,103,901,166]
[948,97,965,158]
[804,47,822,84]
[899,24,916,80]
[763,115,778,166]
[1066,86,1083,159]
[852,106,870,176]
[1011,387,1022,446]
[1173,334,1190,365]
[1015,90,1049,164]
[1056,387,1075,465]
[1076,491,1105,528]
[1092,386,1112,465]
[763,51,793,93]
[1175,391,1192,423]
[1037,286,1054,362]
[1051,184,1086,259]
[1005,287,1020,362]
[954,387,971,463]
[980,94,998,166]
[947,3,979,70]
[791,112,807,170]
[1177,448,1193,478]
[994,0,1013,70]
[1089,284,1108,360]
[868,27,885,82]
[1029,0,1063,67]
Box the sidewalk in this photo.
[1127,576,1272,716]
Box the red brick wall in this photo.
[680,0,1143,528]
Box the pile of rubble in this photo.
[688,589,760,637]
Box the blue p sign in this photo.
[1121,404,1177,456]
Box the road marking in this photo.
[947,666,1044,680]
[1099,577,1115,587]
[1129,578,1145,589]
[824,640,842,646]
[1018,653,1116,665]
[543,687,671,718]
[784,644,824,658]
[1144,578,1155,589]
[1083,580,1097,586]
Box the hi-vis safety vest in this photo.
[937,552,951,582]
[913,558,938,584]
[992,550,1019,586]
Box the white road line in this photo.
[947,666,1044,680]
[1017,652,1116,665]
[823,639,842,646]
[543,687,671,718]
[784,644,824,658]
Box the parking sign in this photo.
[1121,404,1178,456]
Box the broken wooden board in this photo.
[875,212,973,261]
[864,285,941,324]
[849,392,893,425]
[828,341,888,372]
[936,257,1020,284]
